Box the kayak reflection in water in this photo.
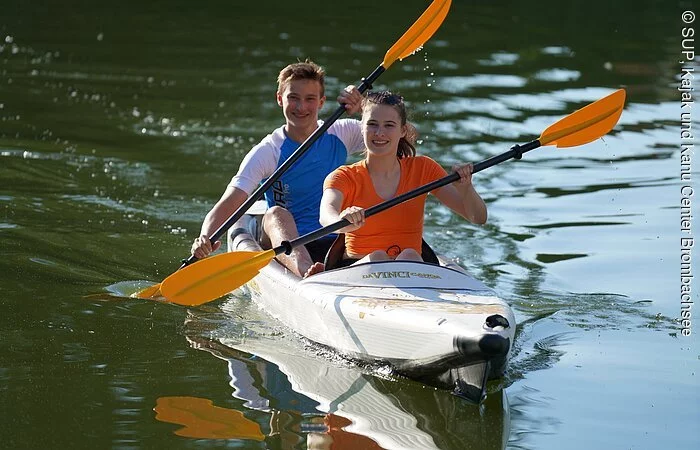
[175,310,510,449]
[319,90,487,269]
[165,335,385,449]
[153,395,382,449]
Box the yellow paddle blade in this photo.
[540,89,626,148]
[382,0,452,68]
[132,283,161,299]
[160,250,275,306]
[154,396,265,440]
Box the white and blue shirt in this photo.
[229,119,364,235]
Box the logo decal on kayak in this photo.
[362,271,441,280]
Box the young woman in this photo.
[318,91,487,267]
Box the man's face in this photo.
[277,79,325,132]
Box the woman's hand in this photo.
[339,205,366,231]
[452,163,474,187]
[191,235,221,259]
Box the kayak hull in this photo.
[227,214,515,402]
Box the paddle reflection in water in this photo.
[154,396,266,440]
[169,299,509,449]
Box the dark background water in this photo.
[1,0,698,448]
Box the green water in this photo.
[1,0,698,448]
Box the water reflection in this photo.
[0,0,691,448]
[178,297,510,449]
[155,396,266,440]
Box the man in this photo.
[191,60,363,277]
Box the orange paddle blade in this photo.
[154,396,265,440]
[160,250,275,306]
[132,283,161,299]
[540,89,626,148]
[382,0,451,68]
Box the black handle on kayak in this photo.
[179,67,386,269]
[275,139,542,255]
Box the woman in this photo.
[318,90,487,268]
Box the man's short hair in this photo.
[277,59,325,97]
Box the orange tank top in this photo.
[323,155,447,257]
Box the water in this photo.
[1,0,698,448]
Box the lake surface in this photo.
[1,0,698,448]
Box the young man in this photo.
[191,61,364,277]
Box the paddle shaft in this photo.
[274,139,541,256]
[179,67,386,269]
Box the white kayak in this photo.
[227,210,516,403]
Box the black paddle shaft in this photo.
[180,66,387,269]
[276,139,542,255]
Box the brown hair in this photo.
[362,91,417,159]
[277,59,325,97]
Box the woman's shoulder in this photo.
[414,154,434,162]
[325,160,366,188]
[334,159,365,175]
[401,155,446,182]
[403,154,438,167]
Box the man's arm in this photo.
[191,186,249,258]
[192,132,280,258]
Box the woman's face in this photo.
[361,103,407,156]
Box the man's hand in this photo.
[191,235,222,259]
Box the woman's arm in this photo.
[432,163,487,225]
[319,188,366,233]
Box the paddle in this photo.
[134,0,452,300]
[157,89,626,306]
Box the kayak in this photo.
[226,207,516,403]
